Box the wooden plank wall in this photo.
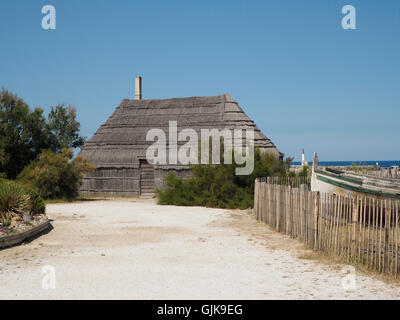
[254,177,400,276]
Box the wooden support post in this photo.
[385,199,390,273]
[313,191,319,251]
[352,197,359,258]
[260,178,264,222]
[396,201,399,276]
[379,200,383,272]
[254,178,259,220]
[276,185,281,231]
[300,188,303,240]
[286,186,291,234]
[268,179,272,225]
[263,180,267,223]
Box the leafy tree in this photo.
[17,149,93,200]
[47,104,85,154]
[0,89,86,178]
[0,89,50,178]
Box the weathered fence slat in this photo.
[254,178,400,276]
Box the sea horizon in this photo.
[292,160,400,168]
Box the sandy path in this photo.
[0,199,399,299]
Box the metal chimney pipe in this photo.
[134,76,142,100]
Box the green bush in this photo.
[18,149,93,200]
[157,148,293,209]
[25,186,46,215]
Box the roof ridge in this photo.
[121,94,229,105]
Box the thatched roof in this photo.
[79,94,282,168]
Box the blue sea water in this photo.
[292,161,400,168]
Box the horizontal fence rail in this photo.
[254,177,400,276]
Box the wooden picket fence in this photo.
[254,177,400,276]
[262,176,310,188]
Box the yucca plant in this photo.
[0,183,30,220]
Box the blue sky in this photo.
[0,0,399,161]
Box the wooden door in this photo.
[139,160,155,196]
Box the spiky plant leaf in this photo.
[0,183,30,220]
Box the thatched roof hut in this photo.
[79,92,282,197]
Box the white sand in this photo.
[0,199,399,299]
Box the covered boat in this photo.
[311,153,400,200]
